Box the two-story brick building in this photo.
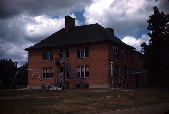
[25,16,147,89]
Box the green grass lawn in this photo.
[0,89,169,114]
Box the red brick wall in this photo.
[131,52,147,88]
[108,43,135,88]
[62,43,110,87]
[28,48,59,88]
[28,42,110,88]
[27,42,146,89]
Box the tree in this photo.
[15,62,28,88]
[141,6,169,88]
[0,58,17,89]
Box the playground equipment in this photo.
[9,69,43,89]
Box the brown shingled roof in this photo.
[25,23,134,51]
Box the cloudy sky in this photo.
[0,0,169,67]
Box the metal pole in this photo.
[9,70,20,89]
[110,62,114,87]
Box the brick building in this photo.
[25,16,147,89]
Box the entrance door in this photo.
[59,67,69,89]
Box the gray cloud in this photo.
[0,0,92,66]
[157,0,169,14]
[0,0,92,19]
[0,0,168,67]
[84,0,169,38]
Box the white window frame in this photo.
[77,66,89,78]
[42,67,53,79]
[43,49,53,61]
[134,60,138,69]
[77,46,89,58]
[122,49,127,60]
[113,46,119,58]
[59,48,63,58]
[114,66,120,78]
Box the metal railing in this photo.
[59,58,85,88]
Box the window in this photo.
[59,67,69,79]
[65,48,69,59]
[113,46,119,58]
[43,68,53,79]
[77,46,89,58]
[114,66,120,78]
[134,60,138,69]
[43,50,53,61]
[77,66,89,78]
[122,49,128,60]
[143,74,146,81]
[59,48,63,57]
[122,67,128,79]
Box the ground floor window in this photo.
[143,74,146,81]
[122,67,128,79]
[59,67,69,79]
[114,66,120,78]
[77,66,89,78]
[43,67,53,79]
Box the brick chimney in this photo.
[65,16,75,33]
[106,28,114,36]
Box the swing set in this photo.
[0,69,43,89]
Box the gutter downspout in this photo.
[110,62,114,87]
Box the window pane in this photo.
[86,66,89,72]
[50,68,53,78]
[81,47,84,57]
[123,67,128,78]
[81,66,84,77]
[77,66,81,77]
[60,48,63,57]
[50,50,53,60]
[113,46,119,58]
[114,66,117,77]
[46,68,50,78]
[85,66,89,77]
[43,68,46,78]
[43,50,46,60]
[77,48,80,58]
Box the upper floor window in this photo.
[113,46,119,58]
[43,67,53,79]
[59,48,63,57]
[134,60,138,69]
[114,66,120,78]
[122,49,128,60]
[43,50,53,61]
[77,46,89,58]
[65,48,69,59]
[77,66,89,78]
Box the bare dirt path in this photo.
[99,103,169,114]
